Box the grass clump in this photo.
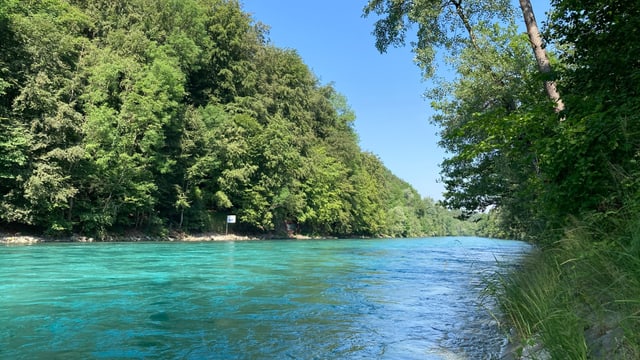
[492,215,640,359]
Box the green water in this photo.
[0,237,529,359]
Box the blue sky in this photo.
[240,1,551,201]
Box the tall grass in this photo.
[491,213,640,359]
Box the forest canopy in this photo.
[0,0,476,239]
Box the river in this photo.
[0,237,530,359]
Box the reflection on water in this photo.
[0,237,529,359]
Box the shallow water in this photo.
[0,237,529,359]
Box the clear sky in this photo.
[240,1,551,201]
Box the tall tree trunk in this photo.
[451,0,479,49]
[519,0,565,113]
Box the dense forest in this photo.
[364,0,640,357]
[0,0,481,239]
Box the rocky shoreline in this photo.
[0,233,44,245]
[0,231,325,245]
[0,232,252,245]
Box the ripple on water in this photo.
[0,237,530,359]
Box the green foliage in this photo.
[0,0,470,238]
[542,0,640,226]
[491,246,588,359]
[363,0,513,76]
[425,21,554,239]
[493,227,640,358]
[297,145,350,234]
[365,0,640,243]
[411,4,640,242]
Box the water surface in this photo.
[1,237,529,359]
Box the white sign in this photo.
[226,215,236,224]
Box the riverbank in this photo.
[494,232,640,359]
[0,231,251,244]
[0,230,334,245]
[0,232,44,245]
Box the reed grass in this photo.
[491,213,640,359]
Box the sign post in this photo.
[226,215,236,235]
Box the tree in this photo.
[0,0,30,223]
[298,145,351,235]
[518,0,564,113]
[364,0,563,110]
[364,0,571,239]
[0,0,474,238]
[430,20,558,238]
[348,152,388,236]
[5,0,90,233]
[539,0,640,225]
[364,0,512,77]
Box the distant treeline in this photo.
[0,0,484,238]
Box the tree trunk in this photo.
[451,0,479,50]
[519,0,565,113]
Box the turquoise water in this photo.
[1,237,529,359]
